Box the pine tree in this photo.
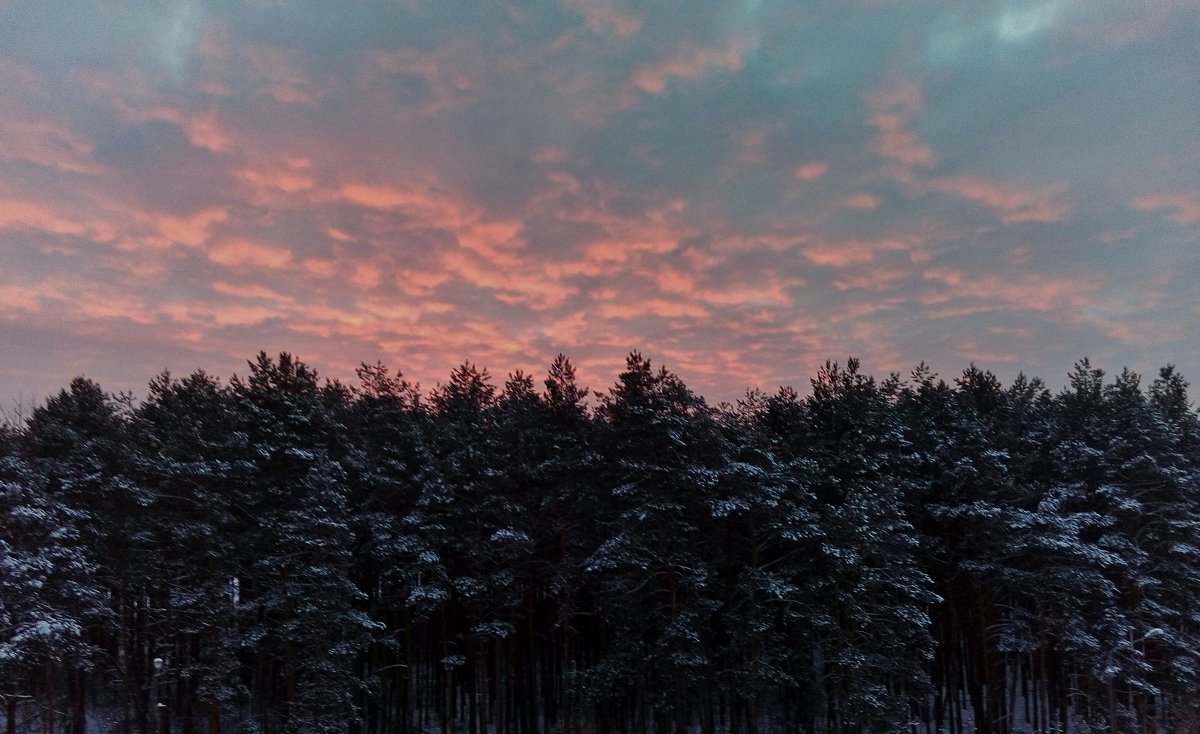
[0,448,105,734]
[589,353,723,734]
[801,359,936,733]
[230,353,373,733]
[714,389,821,733]
[345,362,443,734]
[129,370,245,734]
[24,377,146,733]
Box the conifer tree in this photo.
[801,359,936,733]
[129,370,244,734]
[590,353,723,734]
[229,353,371,733]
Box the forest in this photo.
[2,351,1199,734]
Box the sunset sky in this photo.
[1,1,1198,406]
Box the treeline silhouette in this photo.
[2,351,1199,734]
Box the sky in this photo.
[1,1,1198,407]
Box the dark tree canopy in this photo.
[3,351,1199,734]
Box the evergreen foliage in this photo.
[3,352,1199,734]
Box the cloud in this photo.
[370,41,484,115]
[211,281,293,302]
[152,2,203,73]
[340,182,461,215]
[735,128,768,165]
[562,0,643,38]
[244,44,331,106]
[208,239,293,269]
[800,238,914,268]
[601,299,709,320]
[654,266,694,294]
[73,66,235,154]
[235,162,315,200]
[0,1,1194,406]
[208,304,285,327]
[867,81,935,171]
[996,1,1064,43]
[833,267,910,291]
[0,285,41,312]
[0,198,110,240]
[583,236,679,264]
[0,115,99,173]
[795,161,829,181]
[839,193,881,210]
[922,267,1098,313]
[441,249,575,309]
[929,176,1072,223]
[1133,192,1200,225]
[154,208,227,247]
[631,40,749,95]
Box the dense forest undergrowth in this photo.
[3,351,1199,734]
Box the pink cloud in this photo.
[922,267,1099,313]
[211,281,293,301]
[155,208,228,247]
[654,267,695,294]
[563,0,643,38]
[358,296,455,323]
[11,277,155,325]
[929,175,1071,223]
[74,66,236,154]
[697,281,794,308]
[209,304,285,327]
[209,239,293,269]
[839,192,881,210]
[185,108,233,152]
[350,263,383,290]
[718,233,807,253]
[395,268,451,296]
[340,182,454,212]
[0,115,98,173]
[335,181,523,267]
[441,250,576,309]
[583,237,679,264]
[534,309,592,348]
[601,299,709,320]
[1133,191,1200,225]
[534,146,568,164]
[631,40,749,95]
[0,285,41,312]
[302,258,338,277]
[800,237,911,267]
[458,219,524,262]
[0,198,107,240]
[244,44,330,106]
[866,81,935,169]
[832,267,910,291]
[236,162,315,197]
[795,161,829,181]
